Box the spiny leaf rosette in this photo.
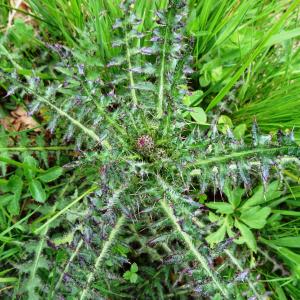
[1,1,299,299]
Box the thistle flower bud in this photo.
[136,135,155,155]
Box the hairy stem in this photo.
[125,32,138,107]
[157,16,169,118]
[22,86,109,148]
[190,146,298,167]
[160,198,229,298]
[36,95,102,144]
[79,215,126,300]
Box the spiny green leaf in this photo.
[52,231,75,246]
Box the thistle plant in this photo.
[0,1,299,299]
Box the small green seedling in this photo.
[123,263,139,284]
